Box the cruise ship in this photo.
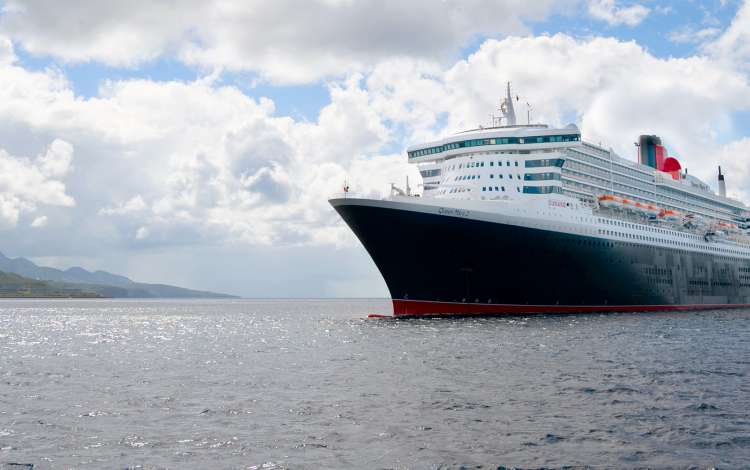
[330,84,750,317]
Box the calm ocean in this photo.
[1,299,749,468]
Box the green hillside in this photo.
[0,271,103,298]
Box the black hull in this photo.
[332,199,750,316]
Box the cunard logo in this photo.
[438,207,470,217]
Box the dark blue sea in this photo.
[1,299,749,469]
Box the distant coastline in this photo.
[0,252,238,299]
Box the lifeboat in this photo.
[715,221,739,233]
[659,209,681,222]
[644,204,660,216]
[621,198,639,213]
[633,201,653,216]
[597,194,621,209]
[683,213,706,228]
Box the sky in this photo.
[0,0,750,297]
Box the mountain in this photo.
[0,252,238,298]
[0,271,102,298]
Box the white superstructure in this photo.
[406,84,749,241]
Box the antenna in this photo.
[526,102,533,124]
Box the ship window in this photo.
[495,187,499,191]
[490,174,494,179]
[526,158,565,168]
[502,186,505,191]
[490,162,494,166]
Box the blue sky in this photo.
[0,0,749,297]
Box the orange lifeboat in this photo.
[659,209,681,222]
[644,204,660,216]
[597,194,621,209]
[716,221,739,233]
[621,198,639,213]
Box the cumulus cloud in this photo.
[0,1,203,67]
[0,0,558,84]
[0,139,75,228]
[706,0,750,67]
[587,0,650,26]
[0,53,415,247]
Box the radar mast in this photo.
[499,82,517,126]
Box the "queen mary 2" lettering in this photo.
[437,207,470,217]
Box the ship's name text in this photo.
[438,207,470,217]
[548,200,568,209]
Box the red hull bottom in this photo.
[392,299,750,317]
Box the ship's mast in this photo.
[503,82,517,126]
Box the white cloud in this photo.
[0,139,75,229]
[0,50,418,247]
[587,0,650,26]
[99,195,147,216]
[667,26,721,44]
[0,35,14,65]
[706,0,750,67]
[710,137,750,203]
[135,226,149,240]
[0,0,558,84]
[30,215,47,227]
[38,139,73,177]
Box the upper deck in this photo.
[407,124,581,163]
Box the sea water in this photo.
[1,299,749,468]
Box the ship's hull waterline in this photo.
[331,198,750,317]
